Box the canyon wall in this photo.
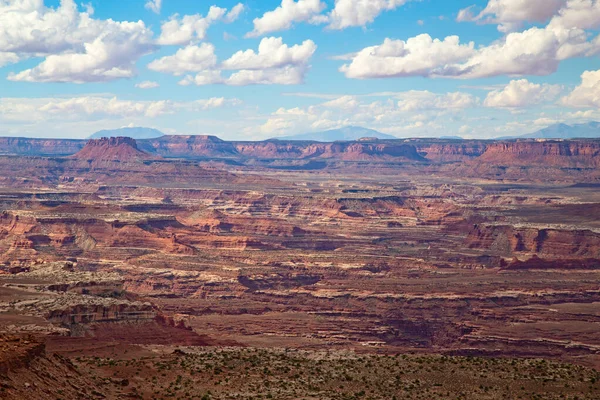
[0,136,598,167]
[478,140,600,167]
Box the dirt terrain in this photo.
[1,135,600,398]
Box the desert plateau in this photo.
[0,135,599,399]
[5,0,600,397]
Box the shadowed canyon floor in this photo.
[1,136,600,398]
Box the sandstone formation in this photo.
[137,135,238,157]
[70,136,155,162]
[2,131,600,394]
[478,140,600,167]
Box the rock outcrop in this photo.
[0,335,103,399]
[466,224,600,258]
[138,135,238,157]
[478,140,600,167]
[0,137,85,156]
[70,137,154,162]
[235,141,426,161]
[415,141,488,162]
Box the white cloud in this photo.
[226,65,311,85]
[458,0,567,32]
[395,91,479,111]
[0,95,242,123]
[246,0,326,38]
[460,26,594,78]
[256,90,477,137]
[9,27,156,83]
[148,43,217,75]
[222,37,316,70]
[246,0,412,36]
[0,96,171,121]
[260,117,296,134]
[174,37,317,86]
[186,97,243,110]
[456,5,476,22]
[179,71,225,86]
[0,52,20,67]
[326,0,411,30]
[157,4,243,46]
[145,0,162,14]
[339,35,476,79]
[459,125,473,135]
[225,3,246,23]
[321,95,359,109]
[1,0,155,83]
[484,79,562,108]
[562,69,600,108]
[135,81,160,89]
[534,117,561,126]
[339,21,599,80]
[549,0,600,30]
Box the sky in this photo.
[1,0,600,140]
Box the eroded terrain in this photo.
[1,136,600,398]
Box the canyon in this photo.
[1,135,600,399]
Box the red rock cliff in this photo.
[478,140,600,167]
[70,137,154,161]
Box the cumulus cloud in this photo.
[326,0,411,30]
[484,79,562,108]
[135,81,160,89]
[339,22,599,80]
[0,96,172,121]
[226,65,311,86]
[148,43,217,75]
[459,0,600,33]
[9,26,156,83]
[246,0,412,36]
[145,0,162,14]
[157,4,244,46]
[257,91,477,137]
[456,6,476,22]
[339,35,476,79]
[1,0,155,83]
[0,96,242,122]
[222,37,316,70]
[247,0,325,37]
[395,91,479,111]
[0,52,20,67]
[321,95,359,109]
[458,0,567,32]
[173,37,317,86]
[178,71,225,86]
[562,69,600,108]
[225,3,246,23]
[549,0,600,30]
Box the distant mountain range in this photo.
[89,127,165,140]
[83,122,598,142]
[506,122,600,139]
[278,126,397,141]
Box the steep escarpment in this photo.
[235,140,426,161]
[70,137,155,162]
[414,141,488,162]
[439,139,600,182]
[466,224,600,258]
[1,136,599,171]
[138,135,238,157]
[0,137,85,156]
[0,335,102,400]
[478,140,600,167]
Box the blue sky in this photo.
[1,0,600,139]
